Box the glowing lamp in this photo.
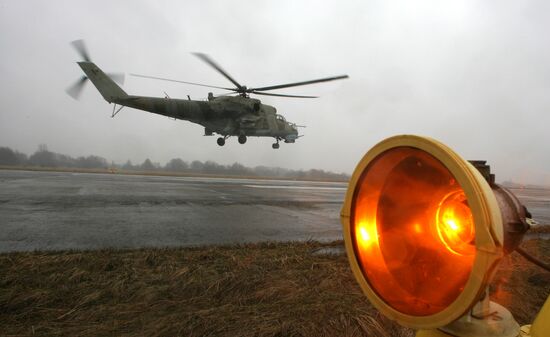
[340,135,537,336]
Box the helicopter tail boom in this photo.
[77,61,128,103]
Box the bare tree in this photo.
[165,158,188,172]
[0,147,18,165]
[140,158,156,171]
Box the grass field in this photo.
[1,239,548,337]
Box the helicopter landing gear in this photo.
[238,135,247,144]
[272,139,280,149]
[217,137,226,146]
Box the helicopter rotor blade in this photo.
[131,73,235,91]
[192,52,244,91]
[251,91,318,98]
[250,75,349,92]
[106,72,125,85]
[70,39,91,62]
[66,76,88,100]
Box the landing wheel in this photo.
[238,135,247,144]
[217,137,225,146]
[272,143,280,149]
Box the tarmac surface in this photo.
[0,170,549,252]
[0,170,346,252]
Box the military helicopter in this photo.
[66,40,348,149]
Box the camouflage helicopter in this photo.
[66,40,348,149]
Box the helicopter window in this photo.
[275,114,287,130]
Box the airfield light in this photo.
[436,190,476,256]
[340,135,539,336]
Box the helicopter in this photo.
[66,40,349,149]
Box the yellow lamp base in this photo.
[519,294,550,337]
[416,295,550,337]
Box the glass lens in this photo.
[352,147,475,316]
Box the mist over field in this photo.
[0,145,349,181]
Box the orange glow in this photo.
[356,220,379,249]
[359,226,371,242]
[351,147,476,316]
[436,191,475,256]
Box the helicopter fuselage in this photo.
[115,94,299,143]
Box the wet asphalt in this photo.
[1,170,548,252]
[0,170,346,252]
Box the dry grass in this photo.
[1,240,548,337]
[529,224,550,234]
[491,239,550,324]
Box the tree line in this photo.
[0,145,349,181]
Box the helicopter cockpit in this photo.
[275,114,289,129]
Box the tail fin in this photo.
[77,62,128,103]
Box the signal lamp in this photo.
[340,135,538,336]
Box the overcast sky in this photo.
[1,0,549,185]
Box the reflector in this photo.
[351,147,476,316]
[435,190,475,256]
[341,135,505,329]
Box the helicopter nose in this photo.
[285,133,299,143]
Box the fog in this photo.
[1,0,549,185]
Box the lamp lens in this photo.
[351,147,476,316]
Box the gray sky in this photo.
[1,0,549,185]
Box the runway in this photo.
[0,170,345,252]
[0,170,548,252]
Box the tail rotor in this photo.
[65,39,125,100]
[71,39,91,62]
[66,75,89,100]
